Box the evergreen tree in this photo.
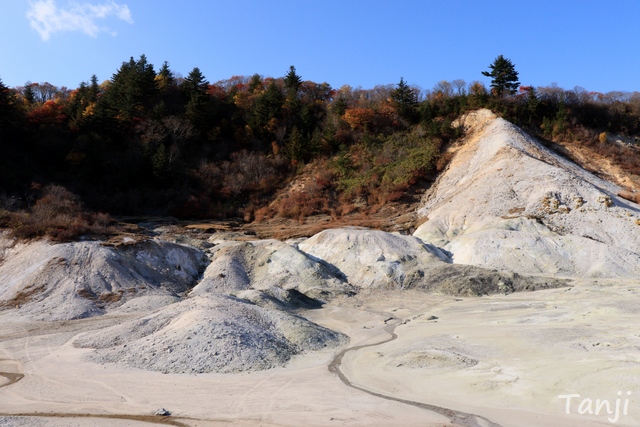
[248,73,263,93]
[181,67,210,129]
[284,65,302,98]
[102,55,158,119]
[0,77,26,189]
[332,96,348,116]
[23,81,35,105]
[157,61,175,90]
[181,67,209,97]
[89,74,100,102]
[252,81,284,129]
[284,126,304,162]
[0,78,20,132]
[482,55,520,97]
[391,77,418,122]
[151,142,170,181]
[0,78,14,115]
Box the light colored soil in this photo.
[2,281,639,426]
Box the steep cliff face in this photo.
[414,109,640,278]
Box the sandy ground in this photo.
[1,280,640,427]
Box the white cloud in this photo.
[27,0,133,41]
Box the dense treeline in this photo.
[1,55,640,237]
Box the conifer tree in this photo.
[332,96,348,117]
[482,55,520,97]
[284,65,302,98]
[181,67,209,97]
[0,78,19,131]
[248,74,263,93]
[89,75,100,102]
[391,77,418,122]
[181,67,210,128]
[102,55,158,119]
[23,81,35,105]
[157,61,175,90]
[252,81,284,129]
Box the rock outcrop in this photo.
[297,227,565,295]
[298,228,449,290]
[0,237,208,320]
[414,109,640,278]
[191,238,354,304]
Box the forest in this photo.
[1,55,640,240]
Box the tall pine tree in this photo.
[181,67,210,129]
[391,77,418,123]
[482,55,520,97]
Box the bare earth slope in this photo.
[414,109,640,278]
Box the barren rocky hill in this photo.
[414,109,640,278]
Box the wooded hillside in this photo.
[1,55,640,240]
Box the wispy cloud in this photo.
[27,0,133,41]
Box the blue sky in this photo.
[1,0,639,93]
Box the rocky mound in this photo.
[0,237,208,320]
[191,238,354,303]
[418,264,566,296]
[74,294,346,374]
[298,228,450,290]
[414,110,640,278]
[296,227,566,294]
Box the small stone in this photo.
[155,408,171,416]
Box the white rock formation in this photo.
[298,227,449,289]
[414,109,640,278]
[297,227,565,295]
[192,238,354,302]
[0,237,208,320]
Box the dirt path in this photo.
[328,317,502,427]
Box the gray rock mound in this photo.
[74,294,346,374]
[418,264,566,296]
[298,228,450,290]
[297,227,567,295]
[192,239,354,303]
[0,238,208,320]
